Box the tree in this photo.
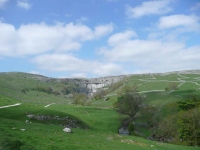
[165,82,179,91]
[177,109,200,146]
[177,96,200,110]
[114,92,144,119]
[93,89,108,100]
[21,88,27,94]
[45,86,53,94]
[73,93,87,105]
[154,116,177,142]
[140,105,160,128]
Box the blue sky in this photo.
[0,0,200,78]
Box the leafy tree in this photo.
[177,96,200,110]
[140,105,160,128]
[45,86,53,94]
[114,92,144,119]
[165,82,179,91]
[93,89,108,100]
[34,85,46,92]
[73,93,87,105]
[177,109,200,146]
[155,97,200,146]
[154,116,177,142]
[21,88,28,94]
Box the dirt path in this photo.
[0,103,21,109]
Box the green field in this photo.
[0,72,200,149]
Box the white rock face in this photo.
[63,127,71,133]
[85,75,127,95]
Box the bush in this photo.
[176,109,200,146]
[21,89,27,94]
[104,97,110,101]
[53,90,61,96]
[1,138,23,150]
[72,93,87,105]
[45,86,53,94]
[33,85,46,92]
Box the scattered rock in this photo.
[118,126,129,135]
[26,114,83,129]
[63,127,72,133]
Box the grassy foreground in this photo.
[0,72,200,149]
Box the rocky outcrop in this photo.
[118,127,129,135]
[84,75,127,94]
[26,114,84,129]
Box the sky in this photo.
[0,0,200,78]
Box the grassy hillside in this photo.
[0,72,200,149]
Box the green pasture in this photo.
[1,72,200,149]
[153,74,180,81]
[0,96,197,150]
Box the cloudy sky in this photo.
[0,0,200,78]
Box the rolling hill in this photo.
[0,71,200,149]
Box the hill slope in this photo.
[0,71,200,149]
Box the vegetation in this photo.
[0,72,200,149]
[114,92,143,119]
[72,92,87,105]
[165,82,179,91]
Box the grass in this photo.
[0,72,200,149]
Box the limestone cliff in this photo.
[85,75,126,94]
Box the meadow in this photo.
[0,72,200,149]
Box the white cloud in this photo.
[107,30,137,46]
[98,30,200,73]
[0,0,9,9]
[67,73,87,78]
[99,39,163,62]
[158,14,199,29]
[17,0,31,10]
[93,63,122,77]
[29,71,45,76]
[126,0,172,18]
[0,22,114,57]
[94,23,114,38]
[0,22,17,56]
[32,54,123,77]
[32,54,91,72]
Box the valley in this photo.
[0,71,200,149]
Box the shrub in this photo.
[21,88,27,94]
[1,138,23,150]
